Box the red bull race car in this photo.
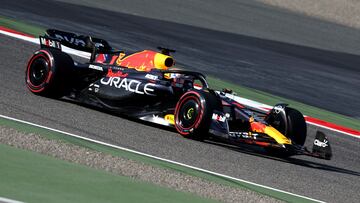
[25,29,332,159]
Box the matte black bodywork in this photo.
[26,29,332,160]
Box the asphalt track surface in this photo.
[0,1,359,202]
[1,0,360,118]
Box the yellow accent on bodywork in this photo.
[249,116,254,123]
[118,52,126,59]
[187,108,194,119]
[264,126,292,144]
[154,53,174,70]
[164,114,175,125]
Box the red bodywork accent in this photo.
[26,50,52,93]
[116,50,157,72]
[174,91,204,136]
[106,69,128,78]
[95,54,118,65]
[95,54,106,63]
[109,56,118,65]
[253,141,271,147]
[250,122,266,133]
[193,83,202,89]
[232,101,245,109]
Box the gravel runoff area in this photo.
[0,126,281,203]
[258,0,360,29]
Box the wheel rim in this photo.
[28,56,50,87]
[178,98,200,129]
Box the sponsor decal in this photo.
[88,64,103,71]
[164,73,179,79]
[106,69,128,77]
[164,114,175,125]
[40,37,61,49]
[145,74,158,80]
[151,115,170,125]
[88,83,100,93]
[53,34,104,48]
[229,132,258,139]
[100,77,156,95]
[108,66,125,71]
[115,50,158,71]
[54,34,86,47]
[314,139,328,147]
[212,113,226,122]
[140,115,170,126]
[273,105,285,114]
[272,104,287,114]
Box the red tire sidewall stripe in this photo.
[175,91,204,135]
[176,95,201,130]
[26,50,53,93]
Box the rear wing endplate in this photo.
[39,36,62,50]
[312,131,332,160]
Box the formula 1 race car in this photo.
[25,29,332,160]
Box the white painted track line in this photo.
[0,114,325,202]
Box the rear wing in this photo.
[45,29,112,52]
[40,29,121,62]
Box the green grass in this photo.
[0,17,45,37]
[0,143,216,203]
[1,15,358,130]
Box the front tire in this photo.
[267,107,307,146]
[285,108,307,146]
[174,90,218,140]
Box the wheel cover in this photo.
[29,58,49,86]
[27,54,51,89]
[174,91,207,136]
[178,99,200,129]
[186,108,195,120]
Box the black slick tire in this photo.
[25,48,73,97]
[174,90,218,140]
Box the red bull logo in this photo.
[116,50,174,71]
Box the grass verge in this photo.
[0,17,44,37]
[0,116,316,203]
[0,143,215,203]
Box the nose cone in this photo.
[264,126,292,145]
[251,122,292,144]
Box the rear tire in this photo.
[25,49,73,97]
[174,90,218,140]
